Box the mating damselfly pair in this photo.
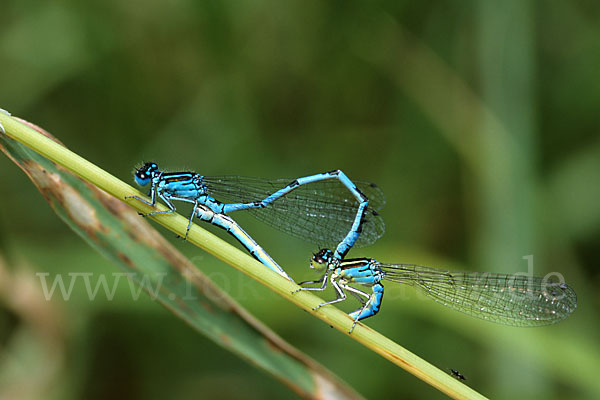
[126,162,577,332]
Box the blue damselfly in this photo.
[126,163,385,280]
[296,249,577,333]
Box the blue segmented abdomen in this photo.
[349,284,384,321]
[201,176,386,249]
[195,206,291,280]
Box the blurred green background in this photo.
[1,1,599,399]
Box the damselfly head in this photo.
[133,162,159,187]
[310,249,334,271]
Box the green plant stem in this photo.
[0,111,487,400]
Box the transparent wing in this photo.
[202,176,385,248]
[380,264,577,326]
